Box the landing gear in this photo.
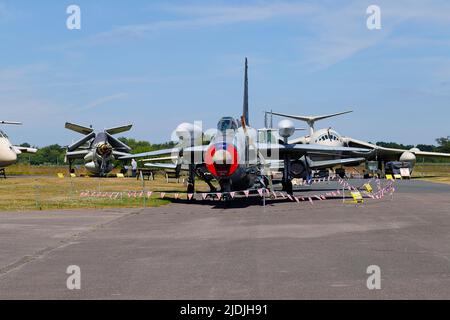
[205,181,217,193]
[187,182,195,194]
[186,164,196,200]
[336,168,346,179]
[282,180,293,195]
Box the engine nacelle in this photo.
[400,150,417,166]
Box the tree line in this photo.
[17,136,450,166]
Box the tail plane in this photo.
[268,110,353,135]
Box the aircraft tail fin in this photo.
[242,58,249,126]
[65,122,94,135]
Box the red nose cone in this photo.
[205,143,238,177]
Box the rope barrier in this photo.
[78,176,397,204]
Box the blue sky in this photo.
[0,0,449,146]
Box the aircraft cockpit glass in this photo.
[217,118,238,132]
[0,130,7,138]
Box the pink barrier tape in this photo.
[77,178,396,205]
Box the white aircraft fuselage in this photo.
[0,135,18,167]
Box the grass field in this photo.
[1,163,449,211]
[0,174,213,212]
[412,164,450,184]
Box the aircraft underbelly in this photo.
[228,166,255,191]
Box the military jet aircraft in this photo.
[269,110,450,174]
[0,121,37,175]
[64,122,133,176]
[121,59,372,195]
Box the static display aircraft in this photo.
[0,121,37,172]
[121,59,372,195]
[265,110,368,177]
[269,111,450,173]
[64,122,133,176]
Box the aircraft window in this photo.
[217,118,238,132]
[0,130,5,138]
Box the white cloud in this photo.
[80,93,129,111]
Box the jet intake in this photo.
[290,160,308,179]
[205,143,238,177]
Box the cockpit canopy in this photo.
[314,131,340,143]
[217,117,239,133]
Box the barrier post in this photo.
[141,171,146,208]
[263,190,266,209]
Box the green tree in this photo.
[375,142,414,150]
[18,144,66,165]
[436,136,450,153]
[118,137,175,154]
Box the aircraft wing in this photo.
[119,146,208,162]
[12,146,38,154]
[1,121,22,125]
[144,163,190,171]
[105,124,133,135]
[345,137,450,160]
[106,133,132,151]
[112,150,131,158]
[68,132,95,151]
[119,148,181,160]
[65,150,90,160]
[140,156,177,162]
[308,157,366,170]
[65,122,94,135]
[411,150,450,158]
[258,143,373,158]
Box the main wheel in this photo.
[187,183,195,200]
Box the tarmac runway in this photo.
[0,180,449,299]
